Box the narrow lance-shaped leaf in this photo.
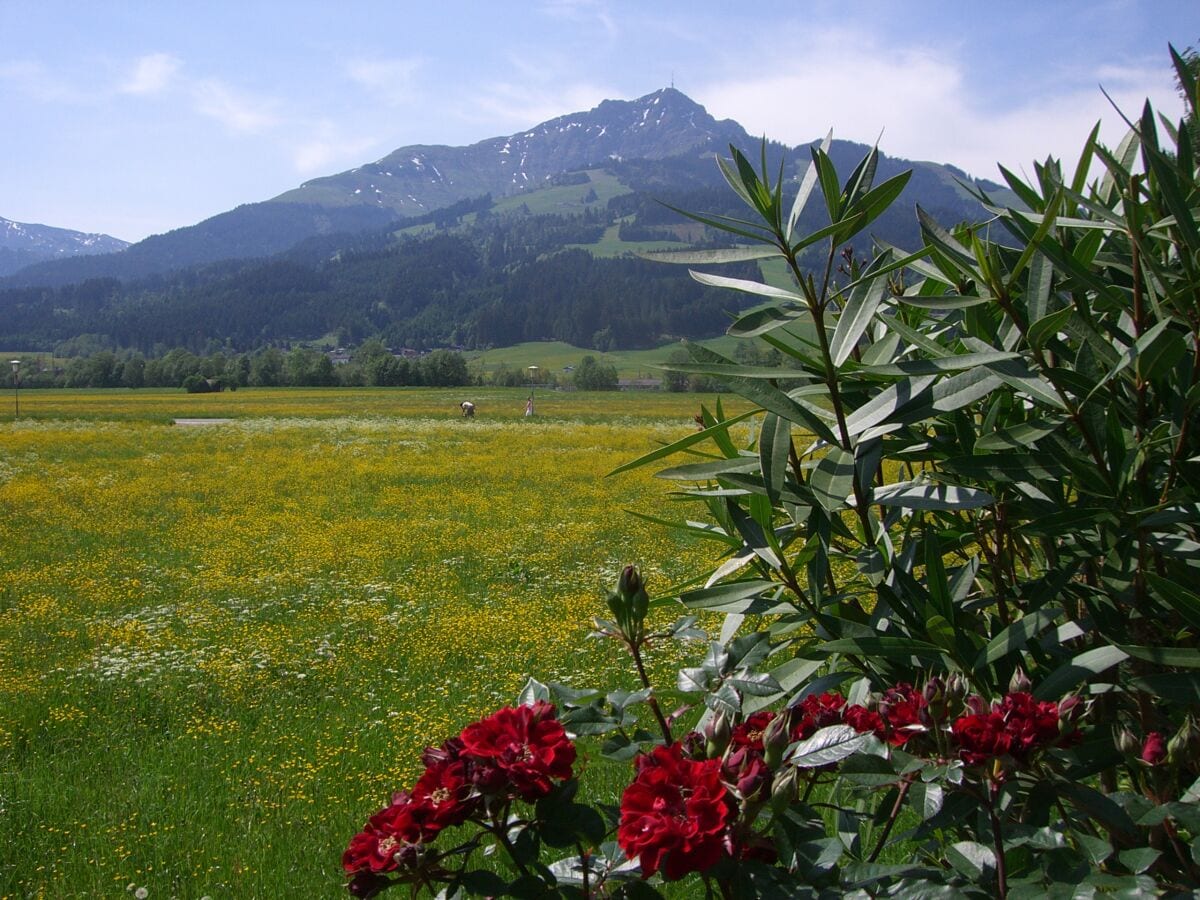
[786,129,832,241]
[759,412,791,506]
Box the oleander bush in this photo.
[344,49,1200,897]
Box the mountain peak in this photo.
[0,216,130,277]
[275,87,749,214]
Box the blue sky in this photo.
[3,1,1197,242]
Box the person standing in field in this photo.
[461,401,475,418]
[525,396,533,417]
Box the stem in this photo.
[629,639,673,744]
[985,785,1009,899]
[867,775,913,862]
[576,841,590,898]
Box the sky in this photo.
[3,1,1198,243]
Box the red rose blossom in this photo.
[342,799,425,874]
[790,692,847,741]
[457,701,576,801]
[1141,731,1167,765]
[951,711,1013,766]
[618,742,732,881]
[730,711,776,751]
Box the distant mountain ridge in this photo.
[5,88,762,288]
[275,88,750,214]
[0,216,129,278]
[0,87,1023,355]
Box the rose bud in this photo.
[1141,732,1167,766]
[769,765,800,811]
[705,709,732,758]
[1115,728,1140,757]
[762,712,792,769]
[1008,667,1032,695]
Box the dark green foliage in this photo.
[572,355,618,391]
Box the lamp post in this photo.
[527,365,539,417]
[9,359,19,419]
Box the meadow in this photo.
[0,388,746,898]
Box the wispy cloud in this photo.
[539,0,618,39]
[695,25,1184,181]
[120,52,181,95]
[344,56,423,106]
[191,79,279,133]
[0,59,86,103]
[291,122,379,175]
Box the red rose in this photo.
[458,701,576,802]
[618,743,732,881]
[342,800,424,874]
[876,683,927,746]
[1141,731,1167,765]
[730,711,776,751]
[951,711,1012,766]
[790,692,847,741]
[843,704,886,738]
[410,753,477,833]
[998,692,1062,759]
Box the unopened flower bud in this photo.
[965,694,990,716]
[1057,694,1083,729]
[1008,667,1032,695]
[618,565,643,598]
[944,673,968,708]
[705,709,732,757]
[1115,728,1140,757]
[1141,731,1167,766]
[769,765,800,812]
[1173,716,1200,760]
[763,713,791,769]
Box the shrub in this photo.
[344,49,1200,897]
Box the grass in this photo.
[0,388,754,898]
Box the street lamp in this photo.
[526,365,539,417]
[9,359,19,419]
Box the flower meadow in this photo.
[0,388,732,898]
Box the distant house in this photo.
[328,349,352,365]
[618,378,663,391]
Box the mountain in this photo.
[274,88,749,214]
[0,87,1020,354]
[3,89,756,288]
[0,217,129,278]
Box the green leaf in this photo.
[727,305,808,338]
[1118,846,1161,875]
[690,269,805,303]
[946,841,997,879]
[815,636,946,663]
[975,418,1064,451]
[1145,573,1200,631]
[787,724,880,768]
[857,349,1022,376]
[680,580,791,614]
[872,482,995,510]
[607,407,759,476]
[811,447,855,513]
[637,246,779,265]
[830,273,886,368]
[656,456,760,480]
[839,171,912,243]
[908,781,944,821]
[1027,306,1074,350]
[1128,672,1200,703]
[786,129,832,241]
[1118,644,1200,668]
[759,413,791,506]
[975,606,1064,670]
[1034,645,1129,699]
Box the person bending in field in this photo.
[461,401,476,418]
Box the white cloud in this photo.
[539,0,618,39]
[345,57,423,105]
[0,59,85,103]
[121,52,181,95]
[292,123,379,175]
[469,79,615,132]
[695,26,1185,182]
[191,79,279,133]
